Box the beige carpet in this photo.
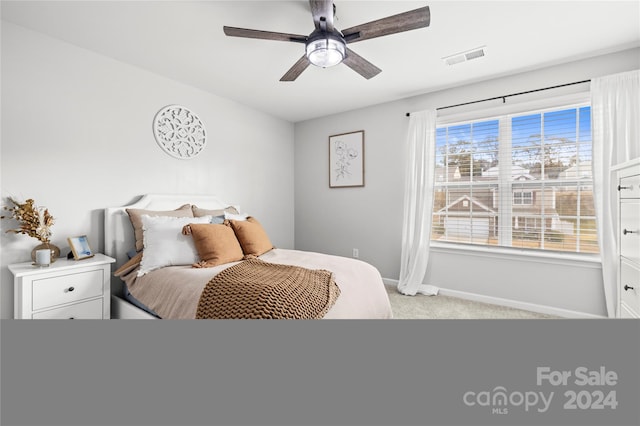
[385,285,560,319]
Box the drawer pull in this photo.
[622,229,636,235]
[624,285,635,291]
[617,184,631,191]
[67,286,75,292]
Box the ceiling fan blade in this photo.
[309,0,334,31]
[280,56,311,81]
[342,6,430,43]
[343,48,382,79]
[223,26,307,43]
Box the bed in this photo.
[104,194,392,319]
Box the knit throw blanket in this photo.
[196,258,341,319]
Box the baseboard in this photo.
[382,278,606,319]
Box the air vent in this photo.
[464,48,485,61]
[444,54,466,66]
[443,46,486,66]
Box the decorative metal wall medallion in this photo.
[153,105,207,159]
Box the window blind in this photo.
[431,104,597,254]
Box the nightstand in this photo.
[9,253,115,319]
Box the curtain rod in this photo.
[405,79,591,116]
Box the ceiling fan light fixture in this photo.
[305,31,346,68]
[224,4,431,81]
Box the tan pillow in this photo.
[126,204,192,251]
[114,252,143,277]
[229,217,274,257]
[186,223,244,268]
[191,205,239,218]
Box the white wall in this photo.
[294,47,640,317]
[3,21,637,320]
[0,22,295,319]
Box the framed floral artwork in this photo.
[329,130,364,188]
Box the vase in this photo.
[31,242,61,263]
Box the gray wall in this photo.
[0,22,295,319]
[294,47,640,317]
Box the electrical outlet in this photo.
[352,248,359,258]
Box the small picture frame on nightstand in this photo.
[67,235,94,260]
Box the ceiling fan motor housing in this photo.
[305,28,346,68]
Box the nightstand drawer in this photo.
[32,298,103,319]
[620,201,639,264]
[620,260,640,316]
[32,269,103,310]
[619,172,640,198]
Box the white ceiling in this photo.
[2,1,639,122]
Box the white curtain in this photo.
[591,70,640,317]
[397,110,439,296]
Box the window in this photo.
[513,191,533,206]
[431,104,598,254]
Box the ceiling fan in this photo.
[223,1,430,81]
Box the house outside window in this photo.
[513,191,533,206]
[431,104,598,254]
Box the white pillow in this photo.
[224,211,248,221]
[138,215,212,276]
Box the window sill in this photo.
[429,241,602,268]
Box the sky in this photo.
[435,106,592,176]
